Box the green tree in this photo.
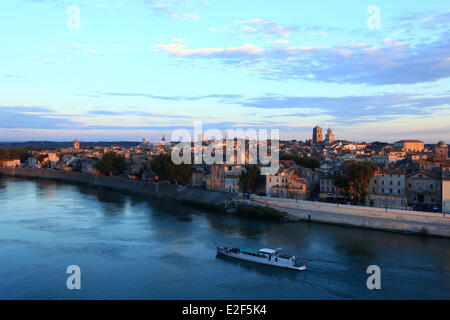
[334,174,350,194]
[0,148,8,159]
[96,152,125,175]
[239,165,265,194]
[294,156,320,169]
[150,153,171,181]
[337,161,378,204]
[150,153,192,184]
[168,161,192,185]
[280,154,320,169]
[0,147,42,162]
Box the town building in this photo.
[224,173,240,193]
[443,178,450,214]
[434,141,448,161]
[312,126,323,145]
[0,159,21,167]
[73,140,80,149]
[190,168,206,187]
[325,128,334,144]
[320,176,337,194]
[208,164,243,191]
[394,140,424,152]
[366,169,407,209]
[406,170,442,211]
[266,168,307,199]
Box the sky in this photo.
[0,0,449,143]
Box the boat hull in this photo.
[216,247,306,271]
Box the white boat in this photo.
[216,246,307,271]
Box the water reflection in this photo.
[1,175,449,299]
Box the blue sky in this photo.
[1,0,449,142]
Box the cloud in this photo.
[94,91,450,127]
[153,31,450,85]
[235,19,298,38]
[153,43,263,58]
[232,93,450,125]
[29,56,56,63]
[130,0,202,20]
[421,84,443,89]
[0,107,80,129]
[102,92,243,101]
[87,108,191,118]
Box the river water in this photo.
[0,176,449,299]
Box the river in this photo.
[0,176,449,299]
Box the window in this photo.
[390,181,393,185]
[382,181,385,185]
[382,188,385,193]
[430,184,433,189]
[398,181,401,186]
[372,187,375,192]
[390,189,393,194]
[398,189,401,194]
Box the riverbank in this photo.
[1,167,450,237]
[249,195,450,238]
[0,167,234,207]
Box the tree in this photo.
[294,156,320,169]
[0,148,9,159]
[96,152,125,175]
[239,165,265,194]
[336,161,378,204]
[168,161,192,185]
[0,147,40,161]
[334,174,350,193]
[150,153,192,184]
[150,153,171,181]
[280,154,320,169]
[37,154,50,168]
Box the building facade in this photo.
[434,141,448,161]
[366,169,407,209]
[325,128,335,144]
[394,140,424,152]
[312,126,323,145]
[406,170,442,210]
[0,159,21,168]
[443,178,450,214]
[266,169,307,199]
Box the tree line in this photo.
[0,147,42,162]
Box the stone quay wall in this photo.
[0,167,233,205]
[249,195,450,238]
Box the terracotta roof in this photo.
[395,140,424,143]
[378,168,405,175]
[407,169,441,179]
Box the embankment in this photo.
[249,195,450,238]
[2,168,450,237]
[0,167,233,207]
